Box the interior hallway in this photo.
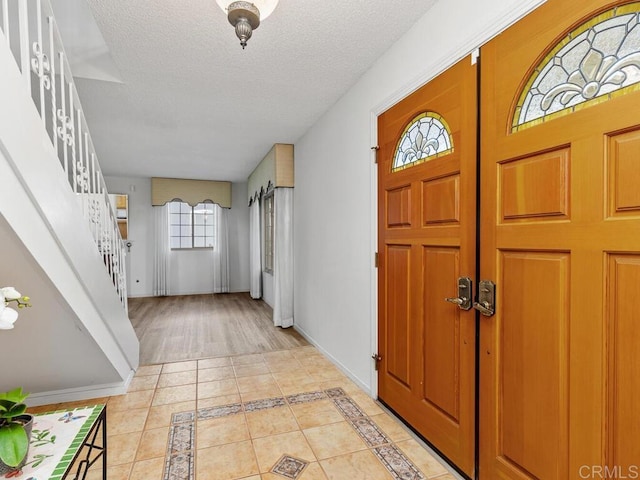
[128,293,308,365]
[29,346,461,480]
[25,295,463,478]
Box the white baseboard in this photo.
[294,324,372,397]
[27,369,135,407]
[128,289,251,299]
[127,293,152,298]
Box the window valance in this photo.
[151,178,232,208]
[248,144,294,205]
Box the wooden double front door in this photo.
[378,1,640,479]
[377,55,477,477]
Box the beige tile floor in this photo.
[29,346,460,480]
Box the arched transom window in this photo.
[513,2,640,132]
[392,112,454,172]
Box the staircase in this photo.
[0,0,139,405]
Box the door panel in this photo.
[607,255,640,468]
[385,244,412,387]
[480,1,640,478]
[499,149,570,221]
[423,247,460,421]
[608,130,640,215]
[387,186,412,227]
[423,175,460,224]
[499,251,570,480]
[378,56,477,477]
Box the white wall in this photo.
[105,177,251,296]
[293,0,545,393]
[229,183,250,293]
[0,215,121,395]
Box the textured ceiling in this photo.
[71,0,438,182]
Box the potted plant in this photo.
[0,288,33,473]
[0,387,33,474]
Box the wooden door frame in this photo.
[369,111,380,398]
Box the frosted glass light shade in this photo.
[216,0,279,21]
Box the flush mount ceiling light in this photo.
[216,0,279,49]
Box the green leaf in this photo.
[0,388,29,405]
[7,403,27,417]
[0,423,28,467]
[0,402,27,421]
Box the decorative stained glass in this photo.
[392,112,453,172]
[513,2,640,131]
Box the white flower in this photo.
[1,287,21,301]
[0,286,30,330]
[0,303,18,330]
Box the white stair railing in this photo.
[0,0,127,311]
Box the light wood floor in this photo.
[128,293,308,365]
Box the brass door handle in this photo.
[445,296,467,306]
[444,277,472,310]
[473,300,494,316]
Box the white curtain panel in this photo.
[212,204,230,293]
[153,204,171,296]
[273,188,294,328]
[249,197,262,299]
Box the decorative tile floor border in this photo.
[164,418,195,480]
[350,417,389,448]
[164,387,426,480]
[196,403,242,420]
[374,444,426,480]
